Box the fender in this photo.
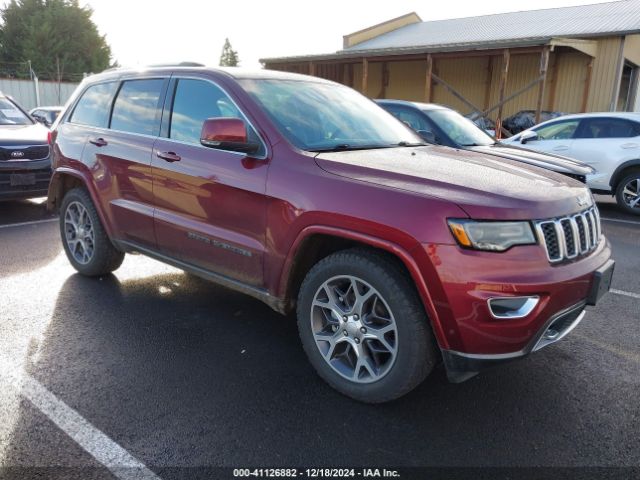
[609,159,640,189]
[278,225,449,350]
[47,166,116,240]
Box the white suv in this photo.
[503,112,640,215]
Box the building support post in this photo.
[425,54,433,102]
[380,62,389,98]
[496,49,511,139]
[309,62,315,76]
[362,58,369,96]
[582,58,594,112]
[547,52,560,111]
[483,56,493,110]
[610,37,626,111]
[535,46,550,124]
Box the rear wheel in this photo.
[615,170,640,215]
[297,248,438,403]
[60,188,124,276]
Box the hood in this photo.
[315,146,593,220]
[470,143,594,176]
[0,123,49,146]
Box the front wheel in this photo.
[60,188,125,276]
[615,171,640,215]
[296,248,438,403]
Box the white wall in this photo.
[0,78,79,110]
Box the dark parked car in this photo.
[48,67,613,402]
[30,106,64,128]
[0,94,52,200]
[377,100,592,184]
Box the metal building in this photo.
[262,1,640,134]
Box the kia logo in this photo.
[10,151,24,158]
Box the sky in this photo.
[5,0,617,69]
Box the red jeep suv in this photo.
[48,67,614,403]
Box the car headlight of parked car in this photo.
[448,220,536,251]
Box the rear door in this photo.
[571,117,640,189]
[81,77,168,247]
[151,76,269,287]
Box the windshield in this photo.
[0,98,32,126]
[240,79,422,151]
[422,109,494,147]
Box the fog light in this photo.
[487,296,539,319]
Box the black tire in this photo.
[297,248,438,403]
[615,170,640,216]
[59,188,125,276]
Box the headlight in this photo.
[447,219,536,252]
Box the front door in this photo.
[524,118,580,156]
[152,77,269,287]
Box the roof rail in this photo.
[100,62,206,74]
[147,62,206,67]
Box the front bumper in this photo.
[441,301,587,382]
[0,157,51,200]
[412,237,614,381]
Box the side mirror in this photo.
[520,130,538,144]
[200,117,260,154]
[417,129,436,144]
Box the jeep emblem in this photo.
[10,151,24,158]
[577,195,589,207]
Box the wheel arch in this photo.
[278,226,448,349]
[47,168,115,239]
[609,159,640,189]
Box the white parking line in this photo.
[600,217,640,226]
[611,289,640,300]
[1,366,160,480]
[0,218,58,229]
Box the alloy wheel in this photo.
[64,201,95,265]
[310,275,398,383]
[621,177,640,210]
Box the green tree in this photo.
[0,0,112,81]
[219,38,239,67]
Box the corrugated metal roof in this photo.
[260,38,551,64]
[346,0,640,52]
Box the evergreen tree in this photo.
[219,38,239,67]
[0,0,113,81]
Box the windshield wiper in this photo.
[395,141,427,147]
[310,144,392,153]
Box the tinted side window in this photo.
[533,120,579,140]
[577,118,640,139]
[169,79,263,153]
[385,106,433,132]
[110,79,164,136]
[70,82,118,128]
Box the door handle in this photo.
[89,137,108,147]
[621,143,639,149]
[552,145,569,151]
[156,151,181,163]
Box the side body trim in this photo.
[115,240,286,314]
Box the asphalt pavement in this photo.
[0,196,638,480]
